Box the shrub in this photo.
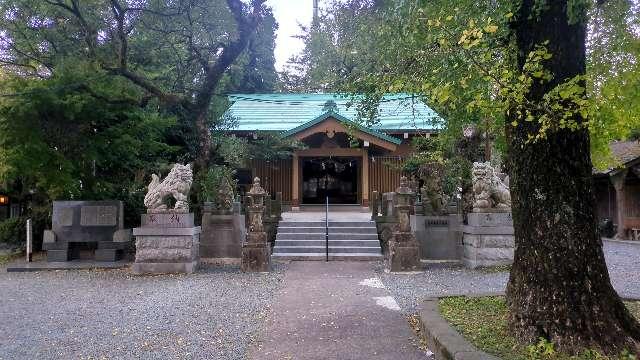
[0,217,27,247]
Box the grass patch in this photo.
[438,296,639,360]
[478,264,512,273]
[0,251,22,266]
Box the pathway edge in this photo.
[419,297,500,360]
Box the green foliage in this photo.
[0,217,26,247]
[442,156,473,197]
[401,137,444,175]
[0,0,274,169]
[527,338,558,359]
[289,0,640,170]
[197,165,236,203]
[0,63,177,226]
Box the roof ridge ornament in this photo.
[322,100,338,113]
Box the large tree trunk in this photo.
[505,0,640,354]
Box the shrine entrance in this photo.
[301,157,359,205]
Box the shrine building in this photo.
[223,94,442,209]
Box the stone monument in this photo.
[240,177,270,272]
[200,177,246,263]
[388,177,421,272]
[463,162,514,268]
[42,201,132,262]
[133,163,201,274]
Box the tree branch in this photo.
[109,0,128,69]
[193,0,266,111]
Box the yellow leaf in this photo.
[484,25,498,33]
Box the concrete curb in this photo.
[419,296,501,360]
[603,238,640,246]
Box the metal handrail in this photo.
[325,196,329,262]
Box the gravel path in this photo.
[0,264,286,360]
[377,240,640,314]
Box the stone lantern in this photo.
[241,177,270,272]
[388,176,421,272]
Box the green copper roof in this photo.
[223,93,443,132]
[281,110,402,145]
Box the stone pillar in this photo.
[388,177,421,272]
[611,170,628,239]
[362,149,369,208]
[292,153,300,210]
[371,190,379,221]
[241,177,271,272]
[274,192,283,221]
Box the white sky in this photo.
[266,0,315,71]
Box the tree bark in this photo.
[505,0,640,354]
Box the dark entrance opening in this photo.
[302,157,358,204]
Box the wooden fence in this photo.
[368,155,405,200]
[249,159,293,203]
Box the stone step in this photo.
[277,226,378,234]
[275,239,381,247]
[278,221,376,228]
[271,253,383,261]
[275,240,380,247]
[272,246,381,254]
[276,233,379,241]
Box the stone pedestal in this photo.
[241,233,270,272]
[200,209,245,262]
[388,232,421,272]
[133,213,201,274]
[411,214,462,260]
[387,177,421,272]
[462,212,514,269]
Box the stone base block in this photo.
[133,223,200,274]
[200,213,245,260]
[388,232,421,272]
[388,243,421,272]
[46,249,70,262]
[95,249,124,262]
[241,244,270,272]
[462,215,514,269]
[467,212,512,227]
[133,261,198,274]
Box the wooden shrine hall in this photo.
[222,94,442,209]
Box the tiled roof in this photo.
[595,140,640,174]
[223,93,443,132]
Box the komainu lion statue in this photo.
[144,163,193,213]
[472,162,511,212]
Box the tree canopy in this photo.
[0,0,271,167]
[0,0,279,226]
[287,0,639,169]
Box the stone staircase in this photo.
[271,220,383,260]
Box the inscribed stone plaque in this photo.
[81,206,117,226]
[57,208,74,227]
